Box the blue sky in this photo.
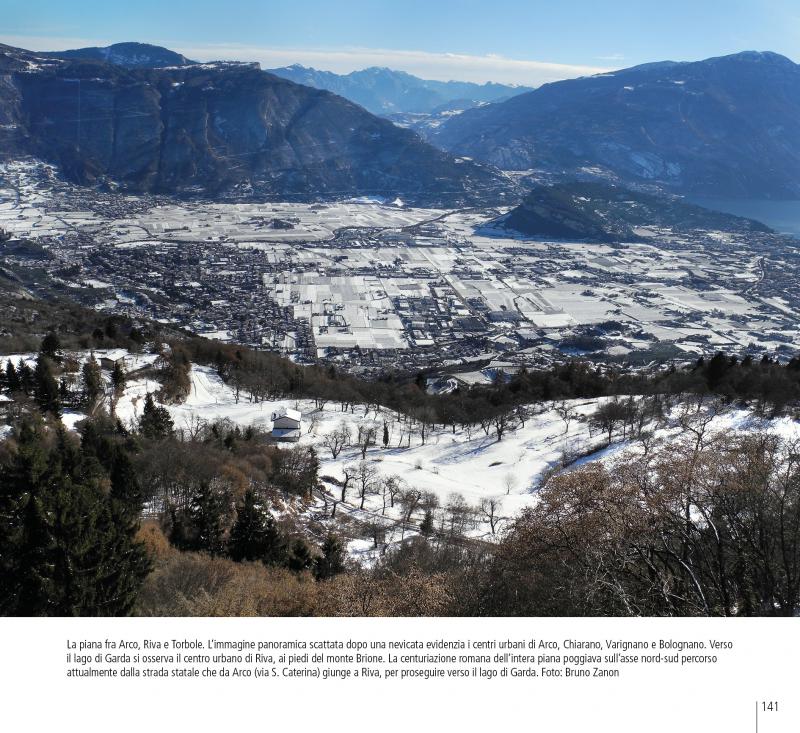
[2,0,798,83]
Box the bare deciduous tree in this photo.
[554,400,577,435]
[479,497,503,535]
[357,423,378,459]
[492,410,515,442]
[323,421,351,459]
[355,461,379,510]
[340,463,358,503]
[381,475,406,514]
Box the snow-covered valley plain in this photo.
[3,158,800,379]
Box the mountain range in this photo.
[2,42,800,204]
[433,51,800,199]
[0,43,509,205]
[267,64,532,116]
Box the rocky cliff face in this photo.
[433,52,800,199]
[0,45,510,205]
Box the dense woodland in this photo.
[2,297,800,616]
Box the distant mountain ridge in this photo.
[267,64,532,115]
[0,43,510,205]
[44,41,195,68]
[433,51,800,199]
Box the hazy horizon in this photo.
[3,0,797,85]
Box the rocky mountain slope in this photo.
[0,44,509,205]
[433,51,800,199]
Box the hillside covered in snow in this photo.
[3,315,800,617]
[4,345,800,567]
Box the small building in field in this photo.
[99,349,128,371]
[271,407,302,442]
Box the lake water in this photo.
[689,197,800,237]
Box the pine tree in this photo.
[187,482,228,556]
[382,421,389,448]
[50,427,148,616]
[139,393,174,439]
[111,360,126,397]
[82,354,104,408]
[168,505,193,552]
[40,333,62,363]
[228,489,285,564]
[0,420,50,614]
[4,360,20,393]
[17,361,34,394]
[287,538,314,572]
[314,533,346,580]
[33,355,61,416]
[91,496,151,616]
[50,472,105,614]
[15,483,57,614]
[108,447,145,522]
[0,420,151,616]
[420,509,434,537]
[80,423,144,521]
[58,376,71,404]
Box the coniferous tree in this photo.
[0,420,150,616]
[228,489,285,564]
[108,446,145,521]
[5,360,20,393]
[111,360,126,398]
[91,497,151,615]
[80,422,144,521]
[420,509,435,537]
[167,505,193,552]
[17,360,34,395]
[50,475,105,613]
[287,538,314,572]
[51,428,148,616]
[58,376,71,404]
[15,479,57,614]
[314,533,346,580]
[383,421,390,448]
[82,354,103,408]
[139,393,174,439]
[0,420,50,614]
[40,333,63,363]
[186,482,228,556]
[33,355,61,416]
